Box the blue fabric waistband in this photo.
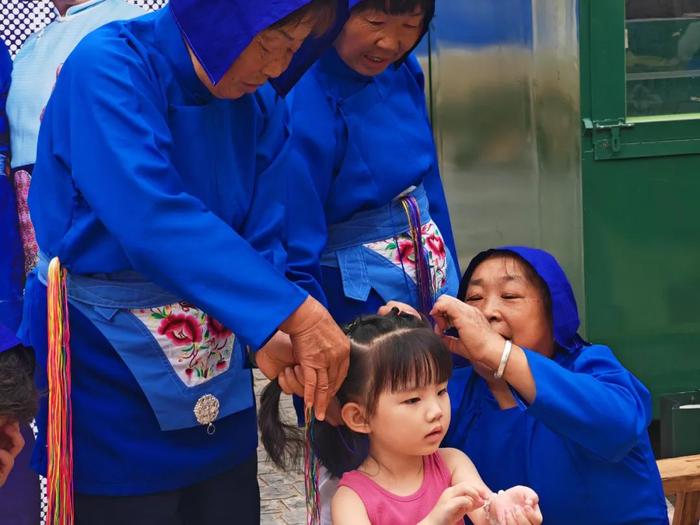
[36,253,180,309]
[324,184,430,252]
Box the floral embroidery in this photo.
[365,220,449,293]
[13,170,39,274]
[131,302,235,387]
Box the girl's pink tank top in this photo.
[336,452,456,524]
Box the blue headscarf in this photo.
[458,246,588,353]
[170,0,348,94]
[0,323,20,354]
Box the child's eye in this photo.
[404,24,419,29]
[502,294,521,300]
[366,18,385,26]
[437,388,448,396]
[403,397,421,405]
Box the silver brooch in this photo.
[194,394,220,435]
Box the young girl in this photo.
[260,312,543,525]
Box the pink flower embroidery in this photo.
[158,313,203,346]
[395,239,416,267]
[426,234,446,258]
[207,317,233,339]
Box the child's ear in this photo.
[341,402,370,434]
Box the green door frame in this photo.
[581,1,700,160]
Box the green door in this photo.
[580,0,700,414]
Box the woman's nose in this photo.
[376,35,401,55]
[481,296,502,322]
[263,55,292,79]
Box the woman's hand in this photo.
[256,332,295,381]
[430,295,504,370]
[0,421,24,487]
[418,482,489,525]
[280,296,350,421]
[278,365,343,426]
[486,486,542,525]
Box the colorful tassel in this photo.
[400,195,435,316]
[304,406,321,525]
[46,257,74,525]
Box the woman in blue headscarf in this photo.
[284,0,459,325]
[430,247,668,525]
[22,1,351,522]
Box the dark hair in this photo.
[353,0,436,30]
[459,249,552,321]
[271,0,338,37]
[0,345,38,425]
[258,310,452,475]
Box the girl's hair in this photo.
[271,0,338,37]
[0,345,38,424]
[258,310,452,476]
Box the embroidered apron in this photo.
[321,183,459,308]
[37,253,253,432]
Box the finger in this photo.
[5,422,24,457]
[293,365,305,385]
[278,370,295,395]
[314,367,331,421]
[451,483,484,505]
[0,448,15,484]
[504,508,518,525]
[524,505,543,524]
[302,365,317,414]
[285,366,305,397]
[453,495,476,514]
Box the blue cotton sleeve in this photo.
[524,345,652,462]
[404,56,459,272]
[0,42,10,173]
[282,88,341,305]
[33,37,306,350]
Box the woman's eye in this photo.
[466,295,482,302]
[502,294,520,300]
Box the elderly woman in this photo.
[285,0,459,324]
[431,247,668,525]
[21,0,350,522]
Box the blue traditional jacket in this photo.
[444,247,668,525]
[285,47,459,321]
[23,6,310,495]
[0,41,24,331]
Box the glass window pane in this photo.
[626,0,700,116]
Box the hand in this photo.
[419,483,489,525]
[0,421,25,487]
[486,486,542,525]
[256,332,295,380]
[278,365,343,426]
[430,295,504,369]
[280,296,350,421]
[377,301,421,319]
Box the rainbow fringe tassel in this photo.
[400,196,435,316]
[46,257,74,525]
[304,407,321,525]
